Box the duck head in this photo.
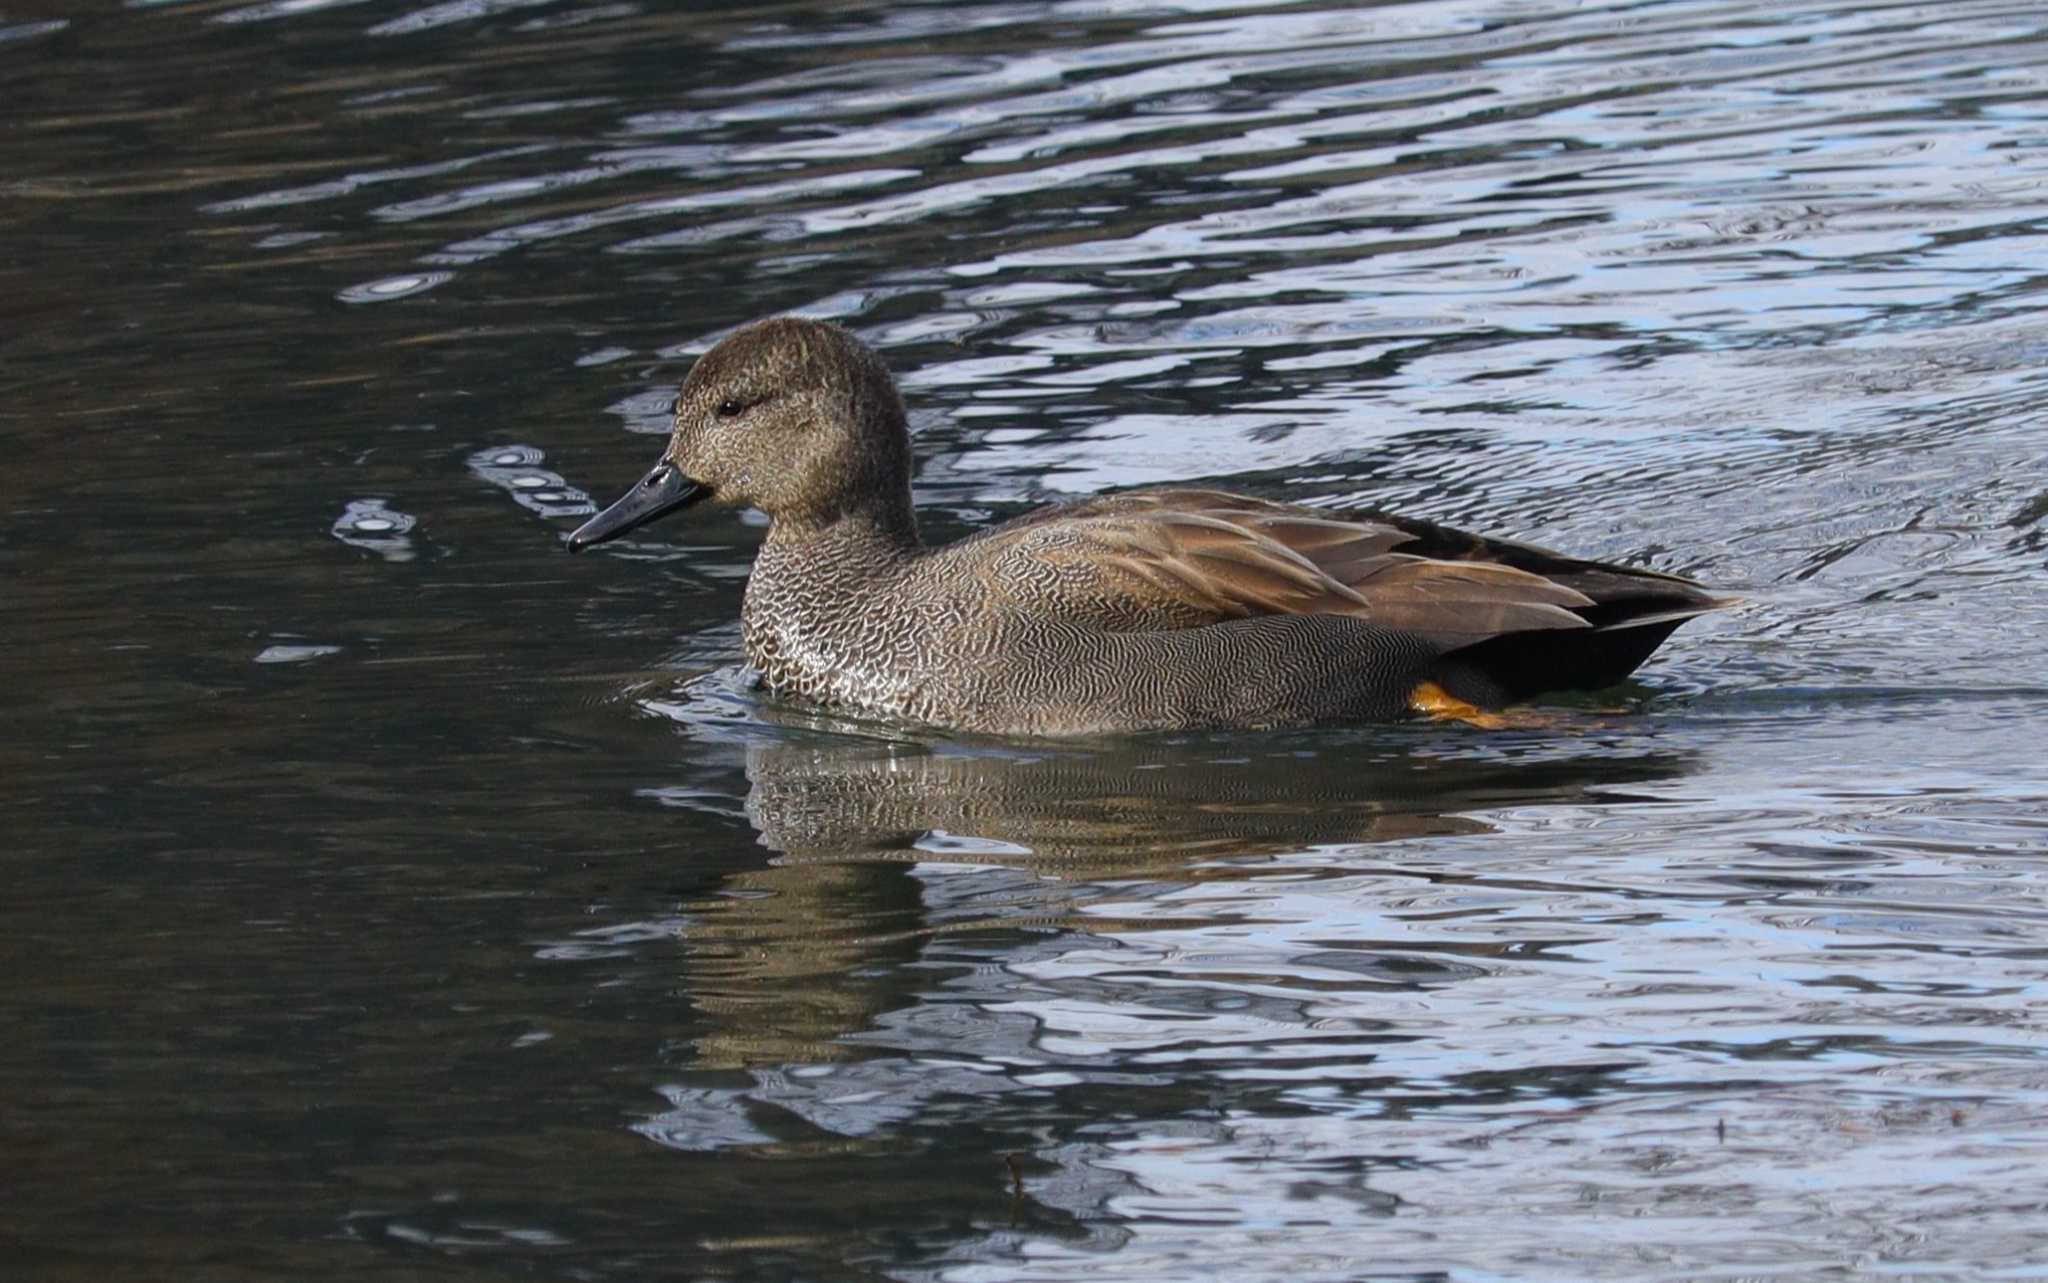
[567,316,914,549]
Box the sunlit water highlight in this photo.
[6,0,2047,1279]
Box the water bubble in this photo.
[466,445,594,521]
[331,498,418,562]
[254,643,342,665]
[335,271,453,304]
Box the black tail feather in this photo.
[1431,613,1706,706]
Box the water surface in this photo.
[7,0,2048,1279]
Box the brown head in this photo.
[567,316,916,549]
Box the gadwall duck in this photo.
[569,316,1729,736]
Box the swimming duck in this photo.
[569,316,1728,736]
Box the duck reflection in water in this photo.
[659,729,1695,1069]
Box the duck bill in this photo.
[567,460,710,550]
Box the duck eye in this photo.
[716,398,744,418]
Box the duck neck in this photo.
[743,496,921,691]
[754,493,922,588]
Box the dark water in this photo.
[8,0,2048,1278]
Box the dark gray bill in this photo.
[566,460,709,550]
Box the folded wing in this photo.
[993,487,1732,648]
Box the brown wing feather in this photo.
[1068,511,1368,619]
[988,491,1612,645]
[1342,558,1593,642]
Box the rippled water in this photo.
[8,0,2048,1278]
